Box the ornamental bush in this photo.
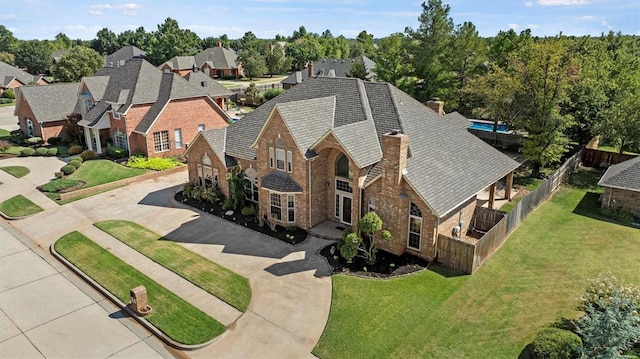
[26,137,43,145]
[20,148,35,156]
[68,160,82,169]
[60,164,76,175]
[0,98,12,104]
[46,148,58,156]
[0,140,12,151]
[106,145,128,159]
[68,145,83,155]
[47,136,62,145]
[69,156,83,163]
[79,150,96,161]
[3,88,15,99]
[263,88,285,100]
[531,328,582,359]
[40,179,80,193]
[35,147,48,156]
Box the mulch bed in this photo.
[175,191,308,245]
[320,243,430,278]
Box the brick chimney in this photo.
[381,130,409,187]
[307,61,314,78]
[426,97,444,115]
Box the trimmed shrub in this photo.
[35,147,48,156]
[54,171,64,179]
[26,137,43,145]
[0,140,11,151]
[106,145,128,159]
[60,164,76,175]
[68,145,83,155]
[600,207,634,224]
[47,136,62,145]
[68,160,82,169]
[531,328,582,359]
[79,150,96,161]
[69,156,83,163]
[241,205,257,217]
[263,88,285,100]
[46,148,58,156]
[39,179,80,193]
[0,98,12,104]
[3,88,15,99]
[20,148,35,156]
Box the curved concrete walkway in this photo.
[1,156,333,358]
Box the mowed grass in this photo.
[95,220,251,312]
[68,159,148,187]
[0,166,30,178]
[314,171,640,359]
[54,231,226,344]
[0,195,43,217]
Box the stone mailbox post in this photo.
[129,285,152,316]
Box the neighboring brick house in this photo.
[160,43,242,79]
[1,61,48,97]
[184,77,520,262]
[14,83,79,141]
[281,56,376,89]
[105,45,147,67]
[598,156,640,218]
[78,58,230,157]
[183,71,233,110]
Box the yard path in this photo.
[2,156,333,359]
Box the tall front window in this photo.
[270,193,282,220]
[287,195,295,222]
[335,153,351,179]
[408,202,422,250]
[276,148,286,170]
[114,129,127,149]
[153,130,170,152]
[244,179,259,202]
[174,128,183,149]
[25,118,35,137]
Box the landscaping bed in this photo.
[320,243,430,278]
[175,190,308,245]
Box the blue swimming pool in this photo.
[469,121,510,133]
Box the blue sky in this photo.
[1,0,638,40]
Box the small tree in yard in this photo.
[574,273,640,359]
[339,212,392,264]
[225,163,246,211]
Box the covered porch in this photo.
[79,111,111,155]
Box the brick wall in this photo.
[602,187,640,218]
[437,196,477,239]
[41,121,68,141]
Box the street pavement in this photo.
[1,155,333,358]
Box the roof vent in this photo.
[388,129,402,136]
[201,81,207,87]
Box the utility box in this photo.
[129,286,152,316]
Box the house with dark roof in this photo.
[0,61,48,96]
[77,58,230,157]
[183,71,233,109]
[184,77,520,261]
[281,56,376,89]
[14,83,79,140]
[105,45,147,68]
[160,43,242,79]
[598,156,640,218]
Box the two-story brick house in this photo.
[77,58,230,157]
[184,77,520,261]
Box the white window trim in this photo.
[276,148,286,171]
[174,128,183,149]
[198,124,205,131]
[112,111,120,119]
[269,147,274,168]
[407,203,422,251]
[286,150,293,172]
[213,168,219,187]
[153,130,170,152]
[287,194,295,223]
[244,178,259,202]
[270,192,282,221]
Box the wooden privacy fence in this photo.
[582,148,637,167]
[437,149,584,274]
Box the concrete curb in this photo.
[50,239,222,351]
[0,209,40,220]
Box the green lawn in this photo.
[0,166,30,178]
[597,145,639,155]
[314,169,640,359]
[0,195,43,217]
[54,231,226,345]
[0,129,9,138]
[67,159,148,187]
[94,220,251,312]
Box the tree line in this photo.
[1,0,638,162]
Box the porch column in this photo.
[504,171,514,200]
[84,128,93,151]
[488,183,496,209]
[93,128,102,154]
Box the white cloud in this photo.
[508,23,519,30]
[524,1,533,7]
[527,24,540,29]
[88,10,103,16]
[90,4,112,10]
[1,14,17,21]
[537,0,587,6]
[89,3,143,16]
[187,25,247,38]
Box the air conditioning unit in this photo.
[452,226,460,238]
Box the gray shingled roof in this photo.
[200,128,237,168]
[105,46,146,67]
[598,156,640,192]
[281,56,376,85]
[224,76,520,217]
[17,83,79,123]
[161,56,197,71]
[261,171,303,193]
[0,61,42,87]
[194,47,239,70]
[183,71,233,98]
[81,75,110,101]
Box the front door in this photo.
[335,179,353,225]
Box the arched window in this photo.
[25,118,35,137]
[202,153,211,166]
[335,153,351,179]
[275,137,285,148]
[407,202,422,250]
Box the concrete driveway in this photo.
[1,156,333,358]
[0,106,19,132]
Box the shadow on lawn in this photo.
[573,191,639,230]
[428,263,468,278]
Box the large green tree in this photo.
[0,25,17,53]
[147,18,201,65]
[92,28,119,55]
[285,37,321,70]
[14,40,52,74]
[405,0,454,101]
[51,46,105,82]
[466,40,579,174]
[373,33,413,88]
[349,30,375,58]
[117,26,151,51]
[265,43,290,76]
[238,48,267,80]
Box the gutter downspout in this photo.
[434,218,440,261]
[308,159,312,229]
